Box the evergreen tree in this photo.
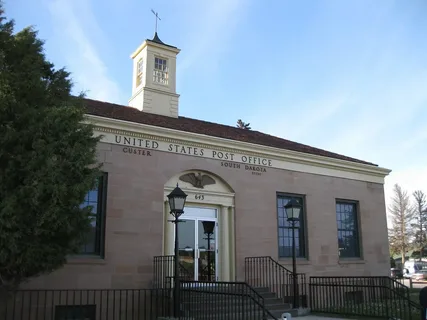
[0,7,100,292]
[236,119,251,130]
[411,190,427,260]
[388,184,413,265]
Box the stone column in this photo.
[221,205,230,281]
[229,206,236,281]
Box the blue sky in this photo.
[6,0,427,206]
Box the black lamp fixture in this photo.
[284,198,302,221]
[167,184,188,317]
[202,221,215,235]
[284,198,302,309]
[167,184,188,218]
[202,221,215,282]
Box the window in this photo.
[153,57,168,85]
[55,305,96,320]
[79,173,108,256]
[277,194,306,258]
[336,201,360,258]
[136,58,143,86]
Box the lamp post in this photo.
[202,221,215,282]
[284,198,302,309]
[167,184,188,318]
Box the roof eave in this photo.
[84,114,392,180]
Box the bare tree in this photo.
[236,119,251,130]
[388,184,413,265]
[411,190,427,260]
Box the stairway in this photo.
[179,285,300,319]
[254,286,299,319]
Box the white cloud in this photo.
[325,70,427,158]
[385,167,427,206]
[254,94,348,142]
[46,0,123,103]
[385,166,427,227]
[254,67,427,232]
[176,0,248,74]
[253,67,427,173]
[401,126,427,151]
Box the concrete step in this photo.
[264,297,289,305]
[180,285,304,318]
[265,303,293,311]
[180,297,291,309]
[182,301,291,313]
[182,294,292,304]
[181,311,268,320]
[253,286,271,292]
[181,291,280,301]
[180,309,300,320]
[181,285,270,292]
[181,296,266,303]
[257,291,278,299]
[182,301,295,319]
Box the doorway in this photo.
[177,207,218,282]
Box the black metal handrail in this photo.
[244,256,307,307]
[0,288,172,320]
[153,255,193,289]
[309,276,423,319]
[180,281,277,320]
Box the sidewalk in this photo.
[290,316,350,320]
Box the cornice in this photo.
[131,40,180,59]
[84,114,391,182]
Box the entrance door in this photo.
[177,207,218,282]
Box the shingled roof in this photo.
[84,98,377,167]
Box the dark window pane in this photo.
[88,190,98,202]
[277,194,306,258]
[336,201,360,258]
[79,174,107,256]
[82,227,96,253]
[89,214,97,227]
[90,203,98,214]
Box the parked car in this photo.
[403,260,427,278]
[411,270,427,281]
[391,268,403,279]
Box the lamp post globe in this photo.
[284,198,302,309]
[167,184,188,218]
[284,198,302,221]
[167,184,188,317]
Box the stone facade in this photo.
[25,140,390,290]
[22,32,391,292]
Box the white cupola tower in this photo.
[129,32,181,117]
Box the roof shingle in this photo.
[84,98,377,167]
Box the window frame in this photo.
[79,172,108,257]
[136,58,144,86]
[153,56,169,85]
[335,199,362,259]
[276,192,308,259]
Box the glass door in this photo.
[177,219,196,280]
[197,220,216,281]
[177,207,218,282]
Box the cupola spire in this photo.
[151,9,161,33]
[128,11,181,117]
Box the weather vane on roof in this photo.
[151,9,161,33]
